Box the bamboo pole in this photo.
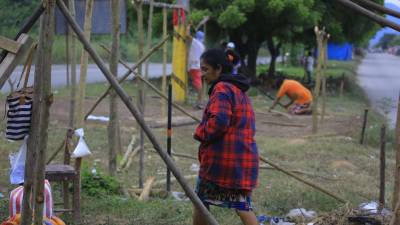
[134,0,145,189]
[379,124,386,209]
[259,156,347,203]
[333,0,400,32]
[21,1,55,224]
[166,81,172,192]
[84,36,169,120]
[108,0,121,176]
[392,93,400,209]
[100,45,201,122]
[67,0,77,128]
[76,0,94,128]
[321,34,329,124]
[161,7,168,119]
[312,26,324,134]
[144,0,154,80]
[353,0,400,19]
[55,2,219,224]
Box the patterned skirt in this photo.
[195,177,253,211]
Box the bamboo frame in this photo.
[55,1,219,224]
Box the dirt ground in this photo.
[0,90,363,223]
[50,94,360,139]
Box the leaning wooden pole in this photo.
[21,1,55,224]
[76,0,94,128]
[84,36,169,120]
[108,0,121,176]
[352,0,400,19]
[55,1,219,224]
[333,0,400,32]
[259,156,347,203]
[392,93,400,210]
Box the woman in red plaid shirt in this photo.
[193,49,259,225]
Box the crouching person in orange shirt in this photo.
[269,78,313,115]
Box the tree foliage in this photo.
[191,0,383,80]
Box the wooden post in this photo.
[312,26,324,133]
[67,0,77,128]
[76,0,94,128]
[55,2,219,224]
[21,1,55,224]
[161,7,168,119]
[166,81,172,192]
[392,93,400,209]
[380,124,386,209]
[320,34,329,124]
[360,108,369,145]
[144,0,154,80]
[108,0,121,176]
[340,73,345,97]
[134,0,145,189]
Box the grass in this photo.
[257,60,358,80]
[0,59,397,225]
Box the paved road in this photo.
[357,53,400,128]
[1,63,172,93]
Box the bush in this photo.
[81,166,121,197]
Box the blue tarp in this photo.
[327,43,353,61]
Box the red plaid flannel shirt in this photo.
[194,81,258,190]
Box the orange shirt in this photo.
[277,80,313,104]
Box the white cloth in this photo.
[306,56,314,72]
[188,38,205,70]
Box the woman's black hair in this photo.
[200,48,233,74]
[275,77,285,89]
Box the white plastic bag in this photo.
[71,128,91,158]
[9,135,28,184]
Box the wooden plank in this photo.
[0,34,34,89]
[0,36,21,54]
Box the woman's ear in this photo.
[217,64,223,74]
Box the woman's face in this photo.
[200,59,222,85]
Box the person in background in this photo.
[269,78,313,115]
[225,42,241,75]
[305,51,314,84]
[187,25,206,109]
[193,48,259,225]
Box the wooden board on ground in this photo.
[147,116,198,128]
[0,34,35,89]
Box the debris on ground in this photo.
[310,203,391,225]
[286,208,318,222]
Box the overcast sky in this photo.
[386,0,400,6]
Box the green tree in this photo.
[0,0,40,38]
[190,0,383,81]
[377,33,398,49]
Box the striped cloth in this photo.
[6,90,33,140]
[9,180,53,218]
